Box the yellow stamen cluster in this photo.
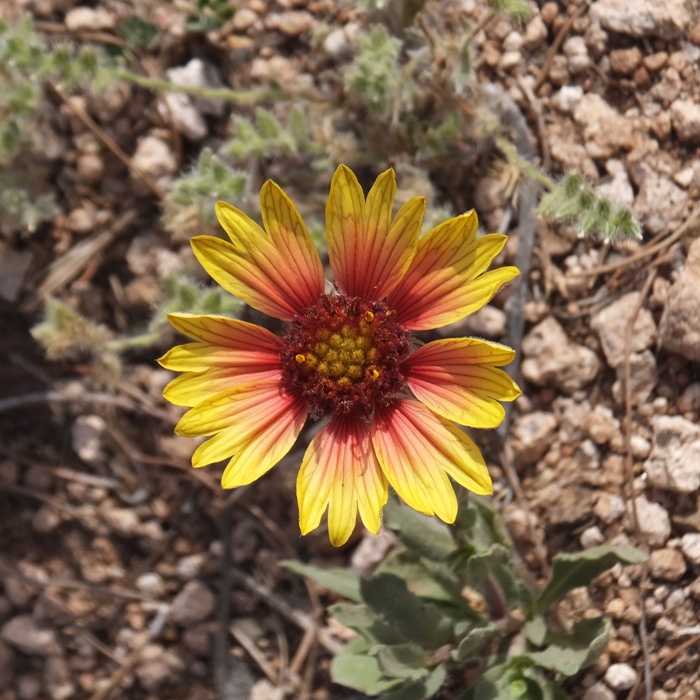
[294,314,380,388]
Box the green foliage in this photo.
[186,0,234,32]
[117,16,161,51]
[487,0,534,20]
[344,26,409,120]
[289,497,647,699]
[0,188,57,234]
[538,172,642,241]
[32,297,112,361]
[223,105,323,162]
[153,273,243,330]
[162,148,248,238]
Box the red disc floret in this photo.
[280,293,410,418]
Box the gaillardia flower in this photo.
[159,165,520,546]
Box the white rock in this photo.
[132,135,177,182]
[136,644,185,691]
[461,305,506,338]
[583,405,620,445]
[521,317,600,393]
[584,682,615,700]
[503,31,523,52]
[563,36,590,73]
[250,56,314,93]
[673,166,695,188]
[604,662,637,691]
[636,173,689,234]
[612,350,658,405]
[648,548,686,581]
[265,11,316,36]
[232,8,258,31]
[591,292,656,368]
[581,526,606,548]
[573,93,635,159]
[591,0,691,39]
[670,99,700,142]
[680,533,700,565]
[523,16,548,50]
[159,92,207,141]
[594,492,626,524]
[645,415,700,493]
[551,85,584,113]
[1,616,59,656]
[171,580,216,627]
[101,507,141,537]
[176,553,208,580]
[136,573,166,596]
[71,415,106,464]
[660,237,700,360]
[65,6,114,31]
[510,411,558,465]
[630,435,651,459]
[250,679,285,700]
[166,59,226,117]
[499,51,522,70]
[679,382,700,413]
[630,496,671,547]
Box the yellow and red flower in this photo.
[159,165,520,546]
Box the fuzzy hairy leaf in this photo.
[331,638,402,695]
[452,623,502,662]
[360,574,453,650]
[283,560,361,602]
[381,664,448,700]
[534,545,647,614]
[384,498,457,561]
[520,617,610,676]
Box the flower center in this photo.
[280,293,410,418]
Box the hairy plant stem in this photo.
[111,69,280,104]
[104,330,165,353]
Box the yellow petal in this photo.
[176,376,296,438]
[387,212,520,329]
[298,415,387,546]
[405,338,521,428]
[259,180,325,305]
[166,313,282,351]
[158,341,281,374]
[192,231,321,322]
[163,368,281,407]
[372,400,492,524]
[326,165,424,301]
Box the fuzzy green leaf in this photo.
[384,498,457,561]
[360,574,453,650]
[451,623,502,662]
[534,545,647,614]
[520,617,610,676]
[374,642,431,680]
[282,561,361,602]
[331,639,402,695]
[381,664,447,700]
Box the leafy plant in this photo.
[162,148,249,239]
[286,497,646,699]
[186,0,234,32]
[222,105,324,162]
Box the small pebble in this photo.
[604,663,637,691]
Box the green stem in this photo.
[496,137,554,191]
[110,69,281,105]
[104,330,165,353]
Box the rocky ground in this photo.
[1,0,700,699]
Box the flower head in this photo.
[159,165,520,546]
